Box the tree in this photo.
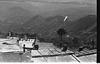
[57,28,66,41]
[7,31,13,37]
[72,37,82,49]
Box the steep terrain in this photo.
[64,15,97,32]
[0,0,96,33]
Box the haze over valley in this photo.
[0,0,96,36]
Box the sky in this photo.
[0,0,96,10]
[0,0,96,21]
[0,0,96,4]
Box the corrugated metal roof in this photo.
[30,48,96,62]
[30,48,80,62]
[0,38,97,62]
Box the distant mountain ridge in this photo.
[64,15,97,32]
[0,14,97,36]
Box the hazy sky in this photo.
[0,0,96,21]
[0,0,96,4]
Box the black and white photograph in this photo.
[0,0,97,63]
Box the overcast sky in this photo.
[0,0,96,4]
[0,0,96,21]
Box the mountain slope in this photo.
[22,15,65,35]
[64,15,97,32]
[0,6,34,33]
